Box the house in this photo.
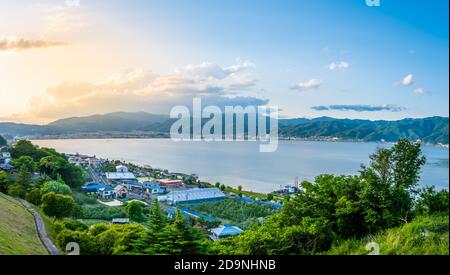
[209,225,244,241]
[105,172,138,185]
[0,152,12,171]
[142,180,166,194]
[114,185,129,199]
[115,165,128,173]
[112,218,130,224]
[98,186,114,199]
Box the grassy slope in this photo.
[0,193,48,255]
[326,214,449,255]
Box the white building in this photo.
[115,165,129,173]
[163,188,226,205]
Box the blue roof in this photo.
[82,184,109,192]
[211,225,243,237]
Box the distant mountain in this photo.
[279,116,449,144]
[0,112,448,144]
[48,112,171,133]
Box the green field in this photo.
[0,193,48,255]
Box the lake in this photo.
[32,139,449,193]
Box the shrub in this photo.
[25,188,42,205]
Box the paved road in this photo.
[18,199,60,255]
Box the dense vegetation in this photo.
[326,214,448,255]
[1,113,448,144]
[184,198,279,229]
[211,140,449,255]
[0,135,6,146]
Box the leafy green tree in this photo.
[215,182,221,188]
[7,184,26,198]
[126,201,144,222]
[415,187,449,215]
[41,192,75,219]
[0,170,8,193]
[267,193,274,201]
[9,140,38,160]
[25,188,42,205]
[12,156,37,173]
[220,184,226,191]
[41,180,72,195]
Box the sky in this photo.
[0,0,448,124]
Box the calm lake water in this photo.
[32,139,449,193]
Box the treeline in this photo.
[55,200,209,255]
[211,139,449,255]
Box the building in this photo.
[209,225,244,241]
[161,188,226,205]
[142,180,166,194]
[0,152,11,170]
[112,218,130,224]
[82,183,108,193]
[114,185,129,199]
[105,172,137,185]
[156,179,184,186]
[115,165,128,173]
[98,186,114,199]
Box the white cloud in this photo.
[290,79,322,92]
[401,74,414,86]
[0,37,66,51]
[10,60,266,123]
[328,61,350,70]
[414,87,428,94]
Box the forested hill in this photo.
[278,116,449,144]
[0,112,448,144]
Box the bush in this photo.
[41,181,72,195]
[7,184,26,198]
[77,206,128,220]
[41,192,75,219]
[25,188,42,205]
[73,192,98,205]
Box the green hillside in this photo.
[326,214,449,255]
[0,193,48,255]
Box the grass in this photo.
[326,214,449,255]
[0,193,48,255]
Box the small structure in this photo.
[156,179,184,186]
[98,186,114,199]
[115,165,129,173]
[209,225,244,241]
[114,185,129,199]
[112,218,130,224]
[0,152,12,171]
[143,180,166,194]
[82,183,107,193]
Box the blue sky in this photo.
[0,0,448,123]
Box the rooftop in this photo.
[105,172,136,180]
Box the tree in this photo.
[215,182,221,188]
[12,156,37,173]
[25,188,42,205]
[41,192,75,219]
[134,199,168,253]
[126,201,144,222]
[415,187,449,215]
[267,193,274,201]
[7,184,26,198]
[0,170,8,193]
[15,165,32,189]
[159,209,208,255]
[41,180,72,195]
[220,184,226,191]
[0,135,7,146]
[9,140,38,160]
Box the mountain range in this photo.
[0,112,448,144]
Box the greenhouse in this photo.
[164,188,226,205]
